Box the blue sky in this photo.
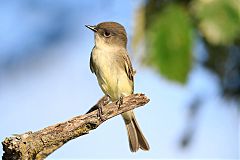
[0,0,238,159]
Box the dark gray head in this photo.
[85,22,127,48]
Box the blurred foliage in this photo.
[146,4,193,83]
[191,0,240,45]
[132,0,240,150]
[133,0,240,97]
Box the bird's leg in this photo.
[86,95,110,121]
[97,103,105,121]
[96,95,110,121]
[116,96,124,109]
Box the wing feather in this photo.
[116,49,135,82]
[90,51,95,73]
[123,53,134,81]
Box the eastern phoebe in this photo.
[85,22,150,152]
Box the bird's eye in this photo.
[103,31,111,37]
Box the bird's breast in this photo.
[92,47,132,100]
[92,48,122,83]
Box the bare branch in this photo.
[2,93,150,160]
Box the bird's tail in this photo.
[122,111,150,152]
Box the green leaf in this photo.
[145,4,193,83]
[192,0,240,45]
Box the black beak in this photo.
[85,25,97,32]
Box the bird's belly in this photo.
[94,53,132,101]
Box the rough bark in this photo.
[2,93,150,160]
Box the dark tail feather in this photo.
[125,120,139,152]
[132,117,150,151]
[123,111,150,152]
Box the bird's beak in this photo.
[85,25,97,32]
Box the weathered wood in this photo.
[2,93,150,160]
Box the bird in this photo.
[85,22,150,152]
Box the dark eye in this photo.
[103,31,111,37]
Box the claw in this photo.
[86,95,110,117]
[97,103,106,121]
[116,96,123,109]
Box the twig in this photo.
[2,93,150,160]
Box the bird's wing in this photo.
[90,50,96,73]
[124,53,134,81]
[117,49,134,82]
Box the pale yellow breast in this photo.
[92,47,133,101]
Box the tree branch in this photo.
[2,93,150,160]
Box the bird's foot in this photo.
[116,96,123,109]
[97,103,106,121]
[97,95,110,121]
